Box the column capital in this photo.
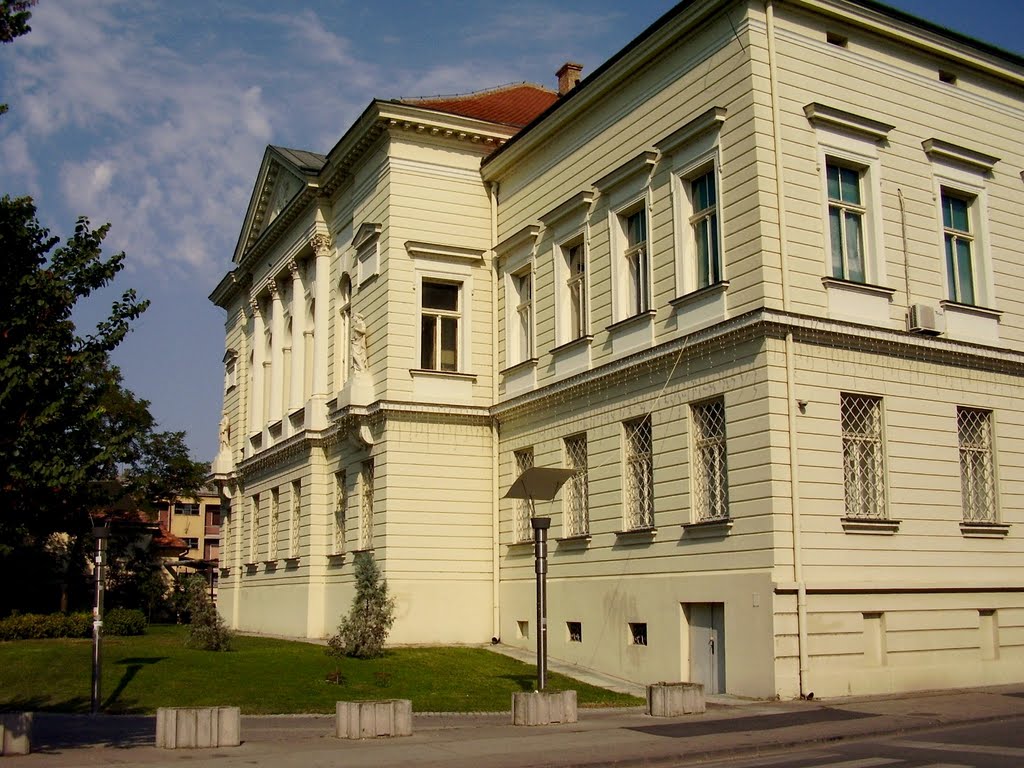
[248,296,262,317]
[268,279,279,299]
[288,259,302,279]
[310,233,332,256]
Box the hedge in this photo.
[0,609,147,640]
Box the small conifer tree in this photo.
[328,551,395,659]
[183,574,233,651]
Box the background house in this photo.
[210,0,1024,699]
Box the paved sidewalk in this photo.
[6,684,1024,768]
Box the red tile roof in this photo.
[399,83,558,128]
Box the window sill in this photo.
[960,521,1010,538]
[682,518,733,537]
[841,517,900,535]
[410,368,477,382]
[670,280,730,309]
[939,300,1003,321]
[261,559,278,567]
[351,547,374,554]
[326,552,347,562]
[555,534,591,548]
[606,309,656,334]
[614,527,657,542]
[283,556,300,568]
[499,358,539,377]
[508,539,534,549]
[244,562,259,571]
[551,335,594,356]
[821,277,896,299]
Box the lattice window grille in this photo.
[513,448,535,543]
[249,495,258,563]
[269,489,279,560]
[334,472,347,554]
[360,461,374,550]
[841,394,887,519]
[624,417,654,530]
[564,435,589,537]
[289,481,300,558]
[693,400,729,522]
[958,408,996,523]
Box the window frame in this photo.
[623,416,654,531]
[359,460,374,551]
[672,151,725,295]
[825,160,868,283]
[691,398,729,523]
[508,264,534,365]
[419,278,462,373]
[617,202,652,318]
[816,144,884,286]
[563,434,589,538]
[512,447,535,544]
[558,236,590,344]
[957,407,998,524]
[840,393,888,521]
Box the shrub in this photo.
[105,608,147,636]
[0,612,92,640]
[182,575,232,651]
[327,551,396,661]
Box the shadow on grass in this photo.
[103,656,166,711]
[498,673,538,692]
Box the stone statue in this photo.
[219,413,231,451]
[351,312,368,373]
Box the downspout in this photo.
[766,0,810,698]
[488,180,501,641]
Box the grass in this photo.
[0,625,642,714]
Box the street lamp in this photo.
[504,466,577,691]
[91,525,109,715]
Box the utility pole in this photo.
[531,516,551,691]
[91,526,108,715]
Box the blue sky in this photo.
[1,0,1021,462]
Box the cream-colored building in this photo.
[210,0,1024,699]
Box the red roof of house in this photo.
[399,83,558,129]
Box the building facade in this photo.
[210,0,1024,699]
[156,486,222,595]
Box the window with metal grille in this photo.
[563,435,589,537]
[623,208,649,315]
[827,162,867,282]
[334,471,347,555]
[269,488,279,560]
[567,621,583,643]
[958,407,996,523]
[513,448,535,543]
[249,495,259,563]
[942,190,976,305]
[624,417,654,530]
[841,394,886,519]
[289,480,300,558]
[360,460,374,550]
[692,399,729,522]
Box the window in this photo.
[204,540,219,561]
[513,448,534,543]
[624,417,654,530]
[942,190,977,305]
[566,242,588,340]
[174,502,200,516]
[333,471,346,555]
[827,162,866,282]
[622,208,650,316]
[420,281,460,371]
[567,622,583,643]
[958,407,996,523]
[629,622,648,646]
[289,480,300,558]
[205,505,221,527]
[512,268,533,363]
[841,394,886,519]
[689,169,721,288]
[563,435,589,537]
[183,537,199,551]
[692,399,729,522]
[268,488,279,560]
[248,495,259,564]
[359,460,374,550]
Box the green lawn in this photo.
[0,625,642,714]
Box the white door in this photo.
[687,602,725,694]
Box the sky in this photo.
[1,0,1022,463]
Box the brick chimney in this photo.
[556,62,583,95]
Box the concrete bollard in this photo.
[335,700,412,739]
[646,681,705,716]
[155,706,241,749]
[0,713,32,756]
[511,690,578,726]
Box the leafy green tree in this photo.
[182,574,232,651]
[1,0,36,115]
[328,552,396,660]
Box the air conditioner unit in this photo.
[908,304,945,335]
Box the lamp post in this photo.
[91,525,109,715]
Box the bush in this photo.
[0,612,92,640]
[105,608,147,636]
[182,576,232,651]
[327,551,395,661]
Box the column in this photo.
[248,297,264,436]
[289,260,305,411]
[311,234,331,397]
[269,279,284,423]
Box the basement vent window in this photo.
[567,622,582,643]
[517,620,529,640]
[826,31,848,47]
[629,622,648,646]
[939,70,958,85]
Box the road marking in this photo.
[899,739,1024,759]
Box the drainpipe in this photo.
[766,0,810,699]
[488,181,501,641]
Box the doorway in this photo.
[685,602,725,694]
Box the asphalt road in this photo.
[688,715,1024,768]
